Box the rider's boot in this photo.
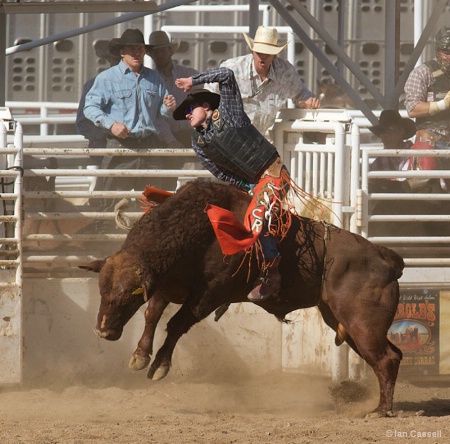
[247,257,281,302]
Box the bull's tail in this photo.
[114,198,132,231]
[335,322,347,346]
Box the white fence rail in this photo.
[0,121,23,384]
[360,146,450,267]
[4,108,450,271]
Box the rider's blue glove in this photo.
[237,180,256,195]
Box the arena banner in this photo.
[388,289,441,376]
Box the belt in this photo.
[416,129,450,143]
[108,135,156,148]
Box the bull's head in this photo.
[80,251,152,341]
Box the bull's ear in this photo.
[132,286,148,302]
[79,259,106,273]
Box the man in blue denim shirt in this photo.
[84,29,175,147]
[84,29,176,202]
[76,40,121,152]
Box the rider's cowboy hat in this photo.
[369,110,416,140]
[173,89,221,121]
[147,30,180,52]
[243,26,288,55]
[109,29,150,57]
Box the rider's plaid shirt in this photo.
[189,67,253,187]
[404,62,435,114]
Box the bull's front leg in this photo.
[147,296,216,381]
[129,293,169,371]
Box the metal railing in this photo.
[0,122,23,385]
[6,101,78,137]
[3,120,210,275]
[361,146,450,267]
[19,146,210,273]
[0,121,23,285]
[4,108,450,274]
[273,109,354,228]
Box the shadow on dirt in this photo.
[395,399,450,417]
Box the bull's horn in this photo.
[132,287,144,295]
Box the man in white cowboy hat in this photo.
[206,25,320,137]
[147,30,200,148]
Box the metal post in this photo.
[13,122,23,290]
[336,0,345,76]
[0,13,6,106]
[249,0,260,38]
[384,0,400,109]
[6,0,199,56]
[414,0,424,67]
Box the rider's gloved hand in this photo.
[429,90,450,115]
[237,180,256,195]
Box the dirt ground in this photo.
[1,368,450,444]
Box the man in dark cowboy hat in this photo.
[368,110,416,192]
[147,30,199,147]
[369,109,416,161]
[174,67,305,302]
[84,29,176,209]
[85,29,175,147]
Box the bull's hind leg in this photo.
[366,341,402,418]
[323,277,402,417]
[147,298,215,381]
[333,299,402,417]
[337,323,402,417]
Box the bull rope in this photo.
[319,220,331,304]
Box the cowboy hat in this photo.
[93,39,120,62]
[243,26,288,55]
[369,110,416,140]
[147,30,180,52]
[173,89,221,121]
[109,29,150,57]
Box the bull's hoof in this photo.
[148,362,171,381]
[128,354,150,371]
[365,409,396,419]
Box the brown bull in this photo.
[81,180,404,418]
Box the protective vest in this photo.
[415,60,450,132]
[194,110,277,183]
